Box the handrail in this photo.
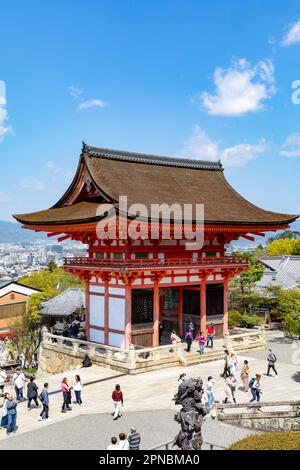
[64,256,249,270]
[150,439,226,450]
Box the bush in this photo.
[229,432,300,450]
[228,310,243,327]
[229,311,262,329]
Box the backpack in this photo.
[272,353,277,362]
[249,377,255,388]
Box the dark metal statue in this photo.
[173,377,208,450]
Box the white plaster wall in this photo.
[109,287,125,296]
[90,285,105,294]
[89,294,105,328]
[89,328,104,344]
[109,332,125,348]
[109,297,125,331]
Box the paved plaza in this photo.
[0,332,299,449]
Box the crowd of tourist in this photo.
[0,340,278,444]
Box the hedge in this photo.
[229,432,300,450]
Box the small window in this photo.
[113,253,122,259]
[206,252,217,257]
[95,252,104,259]
[10,293,15,300]
[135,253,148,259]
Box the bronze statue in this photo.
[173,377,208,450]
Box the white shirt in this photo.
[107,443,119,450]
[117,439,130,450]
[0,370,7,385]
[13,372,25,389]
[206,380,214,394]
[73,380,83,391]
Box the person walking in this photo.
[266,349,278,377]
[128,426,141,450]
[0,392,9,430]
[112,384,123,420]
[73,375,83,405]
[118,432,130,450]
[178,373,186,384]
[38,383,50,421]
[185,328,193,353]
[206,323,215,348]
[221,350,230,378]
[61,377,72,413]
[6,394,17,435]
[206,376,215,409]
[188,319,194,337]
[0,367,7,397]
[197,331,206,355]
[229,353,238,382]
[240,360,250,392]
[27,376,39,410]
[13,367,26,402]
[107,436,119,450]
[224,374,236,404]
[249,374,262,402]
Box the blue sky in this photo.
[0,0,300,224]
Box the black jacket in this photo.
[27,381,38,398]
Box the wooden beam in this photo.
[57,234,71,242]
[47,232,61,238]
[240,234,255,242]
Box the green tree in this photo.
[266,238,300,256]
[277,289,300,337]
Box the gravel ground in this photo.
[0,409,255,450]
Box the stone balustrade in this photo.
[39,329,266,376]
[217,400,300,432]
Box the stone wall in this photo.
[38,343,83,375]
[223,414,300,432]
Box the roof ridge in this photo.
[81,142,223,171]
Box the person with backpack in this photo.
[197,331,206,355]
[267,349,278,376]
[249,374,262,402]
[6,394,17,435]
[38,383,50,421]
[27,376,39,410]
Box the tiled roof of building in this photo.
[257,256,300,290]
[40,288,85,316]
[13,144,298,227]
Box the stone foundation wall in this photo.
[226,415,300,432]
[38,344,83,375]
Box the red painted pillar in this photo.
[223,278,229,336]
[200,281,206,334]
[104,280,109,344]
[153,282,159,346]
[85,280,90,341]
[125,284,132,348]
[178,286,183,337]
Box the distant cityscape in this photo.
[0,239,87,283]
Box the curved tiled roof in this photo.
[13,144,298,228]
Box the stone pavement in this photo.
[0,334,299,449]
[0,409,255,450]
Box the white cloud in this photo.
[220,140,269,168]
[20,179,46,191]
[0,80,12,142]
[68,85,108,112]
[182,126,269,168]
[68,85,84,100]
[282,20,300,47]
[280,133,300,158]
[199,58,276,116]
[182,125,219,160]
[77,99,108,111]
